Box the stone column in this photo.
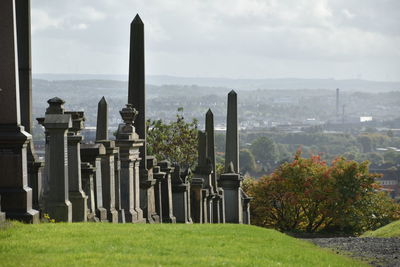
[0,0,39,223]
[190,177,204,223]
[172,166,192,223]
[127,15,158,224]
[81,162,98,222]
[81,144,108,222]
[65,111,87,222]
[114,149,125,223]
[241,189,251,225]
[15,0,44,207]
[115,104,145,223]
[153,165,164,222]
[96,96,124,223]
[225,90,239,173]
[158,160,176,223]
[97,141,118,223]
[42,97,72,222]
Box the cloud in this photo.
[30,0,400,81]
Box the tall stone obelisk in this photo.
[205,109,217,191]
[0,0,39,223]
[225,90,239,173]
[15,0,44,212]
[127,14,158,223]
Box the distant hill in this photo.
[33,73,400,92]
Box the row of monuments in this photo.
[0,0,250,224]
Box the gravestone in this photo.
[95,98,118,223]
[96,97,124,223]
[0,0,39,223]
[81,162,99,222]
[81,144,108,222]
[65,111,87,222]
[115,104,145,223]
[190,177,204,223]
[153,164,165,222]
[127,14,158,223]
[113,149,125,223]
[42,97,72,222]
[15,0,44,213]
[220,91,243,224]
[158,160,176,223]
[172,165,192,223]
[206,109,224,223]
[241,189,251,225]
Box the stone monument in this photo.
[65,111,87,222]
[116,104,145,223]
[127,14,158,223]
[42,98,72,222]
[0,0,39,223]
[158,160,176,223]
[172,165,192,223]
[81,162,98,222]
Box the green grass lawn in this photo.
[0,222,368,266]
[362,220,400,238]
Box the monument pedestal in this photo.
[0,125,39,223]
[219,172,242,224]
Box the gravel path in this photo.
[305,237,400,267]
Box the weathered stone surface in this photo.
[225,90,239,173]
[158,160,176,223]
[43,98,72,222]
[153,165,164,222]
[219,169,242,224]
[81,162,99,222]
[65,111,87,222]
[115,104,145,223]
[113,148,125,223]
[97,140,118,223]
[0,195,6,223]
[190,177,204,223]
[0,0,39,223]
[81,144,108,222]
[96,97,108,141]
[241,189,251,225]
[172,166,192,223]
[140,157,159,223]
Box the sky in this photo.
[31,0,400,81]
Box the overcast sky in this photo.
[31,0,400,81]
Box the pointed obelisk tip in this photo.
[228,90,237,95]
[132,14,143,24]
[206,108,213,115]
[99,96,107,104]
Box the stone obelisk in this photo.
[127,14,158,223]
[0,0,39,223]
[16,0,44,212]
[225,90,239,173]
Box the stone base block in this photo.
[5,209,39,224]
[118,209,126,223]
[87,212,99,222]
[96,207,108,222]
[45,201,72,222]
[107,208,118,223]
[0,211,5,223]
[70,191,88,222]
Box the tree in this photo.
[245,151,400,234]
[146,108,198,168]
[250,136,277,167]
[239,149,256,173]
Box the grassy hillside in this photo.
[0,222,367,266]
[362,220,400,238]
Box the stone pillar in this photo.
[158,160,176,223]
[0,0,39,223]
[81,162,98,222]
[225,90,239,173]
[15,0,44,209]
[96,96,124,223]
[42,97,72,222]
[241,189,251,225]
[190,177,204,223]
[140,157,159,223]
[114,149,125,223]
[115,104,145,223]
[65,111,87,222]
[172,166,192,223]
[81,144,108,222]
[153,165,164,222]
[206,109,224,223]
[219,166,242,224]
[97,141,118,223]
[127,14,158,224]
